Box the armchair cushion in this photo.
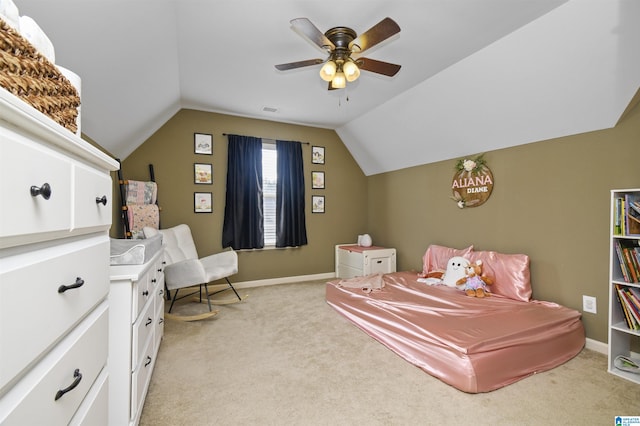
[158,224,238,290]
[158,224,199,264]
[201,251,238,282]
[164,258,208,290]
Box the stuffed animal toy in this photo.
[457,259,493,297]
[419,256,471,286]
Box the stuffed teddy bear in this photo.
[419,256,470,287]
[457,259,493,297]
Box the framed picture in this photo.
[312,146,325,164]
[311,171,325,189]
[194,133,213,155]
[312,195,325,213]
[194,163,213,184]
[194,192,212,213]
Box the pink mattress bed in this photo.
[325,245,585,393]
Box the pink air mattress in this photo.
[326,271,585,393]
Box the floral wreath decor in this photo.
[450,154,494,208]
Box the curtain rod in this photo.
[222,133,310,145]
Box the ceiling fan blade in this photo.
[290,18,335,51]
[349,17,400,53]
[357,57,401,77]
[275,58,324,71]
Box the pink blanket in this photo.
[326,271,585,393]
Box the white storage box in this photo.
[335,244,396,279]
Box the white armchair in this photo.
[145,224,241,320]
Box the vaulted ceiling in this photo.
[16,0,640,175]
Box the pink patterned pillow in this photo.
[422,244,474,274]
[468,250,532,302]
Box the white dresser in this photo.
[109,250,165,426]
[0,90,118,424]
[335,244,397,279]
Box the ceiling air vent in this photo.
[262,106,278,113]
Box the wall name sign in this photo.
[451,154,493,208]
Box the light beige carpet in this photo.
[140,281,639,426]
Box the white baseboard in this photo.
[585,338,607,354]
[233,272,335,289]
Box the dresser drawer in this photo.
[154,294,165,352]
[0,130,72,243]
[68,367,108,426]
[132,295,155,367]
[0,236,110,390]
[73,163,112,231]
[131,336,156,422]
[0,302,108,425]
[133,273,151,320]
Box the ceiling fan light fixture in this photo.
[319,60,337,82]
[343,59,360,82]
[332,70,346,89]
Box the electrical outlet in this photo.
[583,295,597,314]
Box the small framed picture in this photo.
[312,146,325,164]
[194,163,213,184]
[311,171,325,189]
[194,192,212,213]
[312,195,325,213]
[194,133,213,155]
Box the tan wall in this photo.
[366,103,640,343]
[112,104,638,343]
[118,109,368,281]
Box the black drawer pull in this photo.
[146,317,152,327]
[58,277,85,293]
[55,369,82,401]
[144,356,152,367]
[159,318,164,325]
[376,260,382,264]
[95,195,108,205]
[30,183,52,200]
[151,278,157,283]
[142,290,149,296]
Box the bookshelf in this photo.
[608,188,640,384]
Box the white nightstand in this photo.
[335,244,397,279]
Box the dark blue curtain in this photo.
[222,135,264,249]
[276,140,307,248]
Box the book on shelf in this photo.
[625,193,640,235]
[623,287,640,328]
[615,239,640,283]
[615,284,640,330]
[615,196,624,235]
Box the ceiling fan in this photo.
[275,17,401,90]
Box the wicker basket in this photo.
[0,18,80,133]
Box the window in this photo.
[262,142,277,246]
[222,134,306,250]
